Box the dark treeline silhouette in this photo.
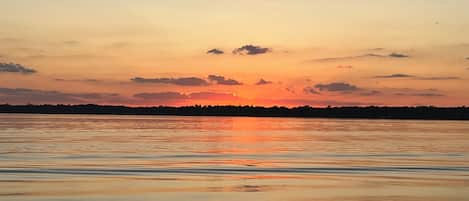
[0,104,468,120]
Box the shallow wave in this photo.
[1,166,469,176]
[41,152,465,160]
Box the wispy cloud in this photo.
[394,92,445,97]
[207,75,243,85]
[131,77,209,86]
[359,90,382,96]
[373,74,415,78]
[415,76,460,80]
[189,92,238,100]
[309,52,409,62]
[0,63,37,74]
[388,53,409,58]
[310,54,384,62]
[303,87,320,94]
[264,98,379,107]
[206,49,224,55]
[233,45,271,55]
[285,87,295,94]
[373,74,460,80]
[0,87,120,104]
[55,78,101,83]
[24,54,113,61]
[314,82,360,92]
[133,91,239,104]
[382,87,446,98]
[255,79,273,85]
[134,92,188,100]
[131,75,243,86]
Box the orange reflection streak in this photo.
[173,118,307,158]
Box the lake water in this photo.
[0,114,468,201]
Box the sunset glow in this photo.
[1,0,469,106]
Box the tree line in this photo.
[0,104,468,120]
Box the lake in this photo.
[0,114,468,201]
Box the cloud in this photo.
[0,88,120,104]
[388,88,445,98]
[131,77,209,86]
[24,54,113,61]
[373,74,460,80]
[265,98,379,107]
[285,87,295,94]
[208,75,243,85]
[337,65,353,69]
[310,52,409,62]
[388,52,409,58]
[132,91,240,105]
[373,74,415,78]
[189,92,238,100]
[314,82,359,92]
[310,54,385,62]
[255,79,273,85]
[206,49,224,55]
[303,87,320,95]
[55,78,101,83]
[0,63,37,74]
[415,76,460,80]
[131,75,243,86]
[233,45,271,55]
[134,92,188,100]
[359,90,382,96]
[394,92,445,97]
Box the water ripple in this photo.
[1,166,468,176]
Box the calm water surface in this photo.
[0,114,468,201]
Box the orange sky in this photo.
[1,1,469,106]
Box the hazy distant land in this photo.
[1,104,468,120]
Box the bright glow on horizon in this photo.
[1,0,469,106]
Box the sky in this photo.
[1,0,469,107]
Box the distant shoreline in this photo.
[1,104,469,120]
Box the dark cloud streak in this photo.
[394,92,445,97]
[206,49,224,55]
[373,74,460,80]
[131,77,209,86]
[388,53,409,58]
[314,82,360,92]
[373,74,415,78]
[0,88,120,104]
[134,92,188,100]
[0,63,37,74]
[55,78,101,83]
[233,45,271,55]
[359,90,382,96]
[310,54,385,62]
[255,79,273,85]
[310,52,409,62]
[303,87,320,94]
[208,75,242,85]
